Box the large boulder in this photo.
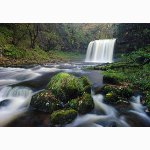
[47,72,85,103]
[50,108,77,126]
[68,93,94,114]
[30,90,62,113]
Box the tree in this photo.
[114,23,150,52]
[26,24,39,49]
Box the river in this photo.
[0,62,150,127]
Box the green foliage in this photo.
[68,93,94,114]
[47,73,84,103]
[24,47,50,61]
[3,45,25,59]
[48,50,85,61]
[0,33,8,47]
[102,70,126,84]
[115,23,150,52]
[91,46,150,107]
[0,23,115,55]
[120,46,150,63]
[30,90,62,113]
[50,108,77,126]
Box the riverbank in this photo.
[85,46,150,110]
[0,49,85,67]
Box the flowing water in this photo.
[85,39,116,63]
[0,62,150,127]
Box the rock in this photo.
[47,72,84,103]
[100,84,133,104]
[30,90,62,113]
[91,83,103,94]
[50,108,77,126]
[102,70,126,85]
[68,93,94,114]
[103,75,120,84]
[79,76,91,93]
[0,99,11,107]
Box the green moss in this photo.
[101,84,133,104]
[68,93,94,114]
[106,92,113,99]
[50,108,77,126]
[102,70,126,84]
[79,76,91,93]
[47,72,84,103]
[83,46,150,109]
[30,90,62,113]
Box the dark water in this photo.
[0,62,150,127]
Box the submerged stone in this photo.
[50,108,77,126]
[30,90,62,113]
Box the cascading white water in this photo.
[0,86,33,126]
[0,64,150,127]
[66,92,130,127]
[85,39,116,63]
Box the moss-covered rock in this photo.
[30,90,62,113]
[47,72,84,103]
[50,108,77,126]
[101,84,133,104]
[102,70,126,84]
[68,93,94,114]
[79,76,91,93]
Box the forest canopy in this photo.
[1,23,150,63]
[0,23,114,53]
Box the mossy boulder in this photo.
[47,72,85,103]
[100,84,133,104]
[50,108,77,126]
[68,93,94,114]
[30,90,62,113]
[79,76,91,93]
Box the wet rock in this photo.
[79,76,91,93]
[91,83,103,94]
[113,100,131,114]
[47,72,84,103]
[30,90,62,113]
[0,99,11,107]
[100,84,133,104]
[68,93,94,114]
[124,111,150,127]
[50,108,77,126]
[103,75,120,84]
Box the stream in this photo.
[0,62,150,127]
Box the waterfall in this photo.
[85,39,116,63]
